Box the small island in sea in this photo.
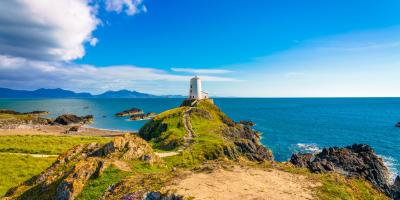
[0,76,398,200]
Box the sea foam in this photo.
[380,155,399,183]
[294,143,322,154]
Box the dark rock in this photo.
[290,153,313,168]
[145,191,183,200]
[222,123,273,161]
[290,144,394,196]
[129,112,157,121]
[0,109,49,115]
[68,126,79,132]
[239,120,255,126]
[396,122,400,128]
[393,176,400,199]
[0,109,20,115]
[53,114,93,125]
[116,108,143,117]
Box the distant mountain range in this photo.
[0,88,185,98]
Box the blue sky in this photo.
[1,0,400,97]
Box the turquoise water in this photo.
[1,98,399,176]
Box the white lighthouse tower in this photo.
[189,76,208,99]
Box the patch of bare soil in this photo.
[166,166,319,200]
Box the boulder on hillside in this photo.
[290,144,396,197]
[115,108,143,117]
[239,120,255,126]
[52,114,93,125]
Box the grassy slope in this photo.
[0,154,56,196]
[0,113,39,120]
[139,100,234,168]
[273,162,389,200]
[0,102,390,199]
[0,135,111,155]
[76,167,131,200]
[0,135,111,196]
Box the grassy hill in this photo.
[0,99,390,200]
[139,99,273,167]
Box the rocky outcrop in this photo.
[115,108,143,117]
[290,144,399,197]
[4,134,161,200]
[129,112,157,121]
[52,114,93,125]
[392,176,400,199]
[223,124,273,161]
[239,120,255,126]
[0,109,49,115]
[109,191,183,200]
[144,191,183,200]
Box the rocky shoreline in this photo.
[290,144,400,198]
[1,104,399,199]
[115,108,157,121]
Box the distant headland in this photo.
[0,88,184,99]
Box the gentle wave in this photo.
[380,155,399,183]
[294,143,322,154]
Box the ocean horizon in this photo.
[1,97,399,179]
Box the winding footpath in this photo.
[183,107,195,147]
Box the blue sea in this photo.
[1,98,399,178]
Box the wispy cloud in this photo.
[221,26,400,97]
[105,0,147,15]
[171,68,233,74]
[0,55,238,94]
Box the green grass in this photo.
[0,154,55,196]
[274,162,389,200]
[140,107,187,150]
[0,113,38,120]
[0,135,112,155]
[315,173,388,200]
[76,167,131,200]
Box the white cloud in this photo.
[0,0,99,61]
[0,0,147,62]
[0,55,238,94]
[105,0,147,15]
[171,68,233,74]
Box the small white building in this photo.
[188,76,208,99]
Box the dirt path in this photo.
[166,166,319,200]
[183,107,195,146]
[155,152,180,158]
[0,152,58,158]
